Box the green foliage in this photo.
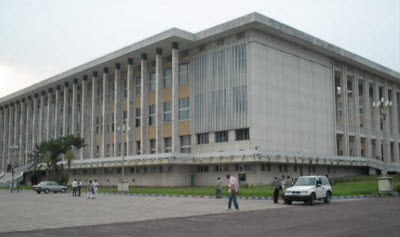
[29,135,85,181]
[55,173,69,186]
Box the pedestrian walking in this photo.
[16,180,20,192]
[77,180,82,196]
[87,180,94,199]
[216,177,222,198]
[226,174,239,210]
[273,177,280,204]
[93,179,99,197]
[10,179,14,193]
[72,179,78,197]
[280,175,286,197]
[7,163,11,172]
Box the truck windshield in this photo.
[294,177,316,186]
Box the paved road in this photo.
[1,190,398,237]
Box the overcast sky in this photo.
[0,0,399,98]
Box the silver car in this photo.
[33,181,68,194]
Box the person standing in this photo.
[93,179,99,197]
[216,177,222,199]
[280,175,286,197]
[226,174,239,210]
[77,180,82,196]
[87,180,93,199]
[273,177,280,204]
[72,179,78,197]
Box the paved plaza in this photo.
[0,190,290,233]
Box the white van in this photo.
[283,176,332,205]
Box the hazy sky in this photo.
[0,0,399,98]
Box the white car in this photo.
[284,176,332,205]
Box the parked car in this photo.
[33,181,68,194]
[283,176,332,205]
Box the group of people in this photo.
[273,175,294,204]
[71,179,98,199]
[215,175,240,211]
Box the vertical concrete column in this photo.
[32,95,38,150]
[114,63,121,157]
[126,59,134,156]
[374,79,382,160]
[341,65,349,156]
[39,91,45,142]
[19,100,25,165]
[46,88,53,140]
[3,106,9,167]
[0,107,3,170]
[25,97,32,165]
[392,87,399,163]
[140,54,149,154]
[90,71,98,158]
[101,67,109,158]
[364,76,372,157]
[155,48,163,153]
[8,104,14,164]
[384,82,391,162]
[62,83,69,137]
[14,102,19,164]
[80,75,88,160]
[71,79,78,136]
[171,42,180,153]
[353,71,361,156]
[54,86,60,138]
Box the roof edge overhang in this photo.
[1,12,399,105]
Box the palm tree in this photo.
[65,151,75,171]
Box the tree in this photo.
[29,135,85,181]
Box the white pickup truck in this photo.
[284,176,332,205]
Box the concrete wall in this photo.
[248,30,335,155]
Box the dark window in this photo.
[215,131,228,143]
[197,133,209,144]
[235,128,249,141]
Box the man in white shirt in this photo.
[72,179,78,197]
[226,174,239,210]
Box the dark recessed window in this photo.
[215,131,228,143]
[235,128,249,141]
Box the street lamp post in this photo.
[372,97,392,175]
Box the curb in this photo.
[2,189,399,199]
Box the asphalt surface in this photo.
[1,197,399,237]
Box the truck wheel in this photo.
[324,192,332,204]
[36,191,41,194]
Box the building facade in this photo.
[1,13,399,186]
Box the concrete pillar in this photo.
[354,71,361,156]
[374,79,382,160]
[171,42,180,153]
[54,86,60,138]
[8,104,14,165]
[384,82,391,163]
[71,79,78,136]
[80,75,88,160]
[62,83,69,137]
[32,95,38,150]
[126,59,134,156]
[2,106,8,169]
[25,97,32,165]
[14,102,19,165]
[90,71,98,158]
[46,88,53,140]
[391,86,399,163]
[19,100,25,165]
[114,63,121,157]
[140,54,149,154]
[155,48,163,153]
[101,67,109,158]
[364,76,372,158]
[0,107,4,170]
[39,91,45,142]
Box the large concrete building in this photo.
[1,12,399,186]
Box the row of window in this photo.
[72,166,173,175]
[197,164,251,173]
[135,62,189,95]
[197,128,249,144]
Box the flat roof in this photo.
[1,12,399,105]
